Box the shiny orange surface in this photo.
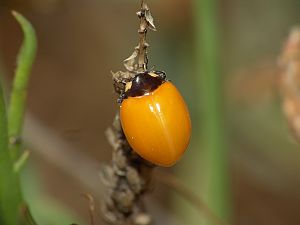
[120,81,191,167]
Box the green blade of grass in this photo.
[8,11,37,161]
[195,0,232,222]
[0,79,23,225]
[0,11,37,225]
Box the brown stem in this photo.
[123,0,155,74]
[106,1,157,224]
[137,1,149,72]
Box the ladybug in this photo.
[119,71,191,167]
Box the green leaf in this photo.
[0,79,23,225]
[0,11,37,225]
[8,11,37,161]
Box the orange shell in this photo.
[120,81,191,167]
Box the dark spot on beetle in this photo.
[124,71,165,98]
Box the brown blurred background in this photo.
[2,0,300,225]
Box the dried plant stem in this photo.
[102,117,153,225]
[136,1,149,72]
[102,1,156,225]
[123,0,155,74]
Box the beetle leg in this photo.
[117,92,126,104]
[155,71,166,80]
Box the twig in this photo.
[123,0,155,74]
[103,1,157,224]
[101,116,153,225]
[136,1,155,72]
[136,1,148,71]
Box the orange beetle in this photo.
[119,71,191,167]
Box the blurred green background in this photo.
[2,0,300,225]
